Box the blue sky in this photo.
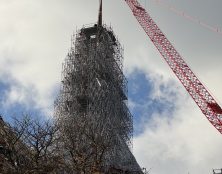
[128,71,176,135]
[0,0,222,173]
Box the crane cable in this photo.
[149,0,222,36]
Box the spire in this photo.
[97,0,102,27]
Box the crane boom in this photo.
[124,0,222,134]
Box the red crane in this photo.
[124,0,222,134]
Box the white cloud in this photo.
[4,84,30,106]
[0,0,96,115]
[133,80,222,174]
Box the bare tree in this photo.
[0,115,60,174]
[21,117,59,173]
[1,112,123,174]
[56,112,118,174]
[0,115,31,173]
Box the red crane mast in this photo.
[124,0,222,134]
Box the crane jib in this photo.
[125,0,222,134]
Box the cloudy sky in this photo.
[0,0,222,173]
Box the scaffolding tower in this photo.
[55,23,143,173]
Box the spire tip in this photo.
[98,0,102,27]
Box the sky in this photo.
[0,0,222,173]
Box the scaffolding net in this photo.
[55,24,142,173]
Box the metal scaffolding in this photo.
[55,23,142,173]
